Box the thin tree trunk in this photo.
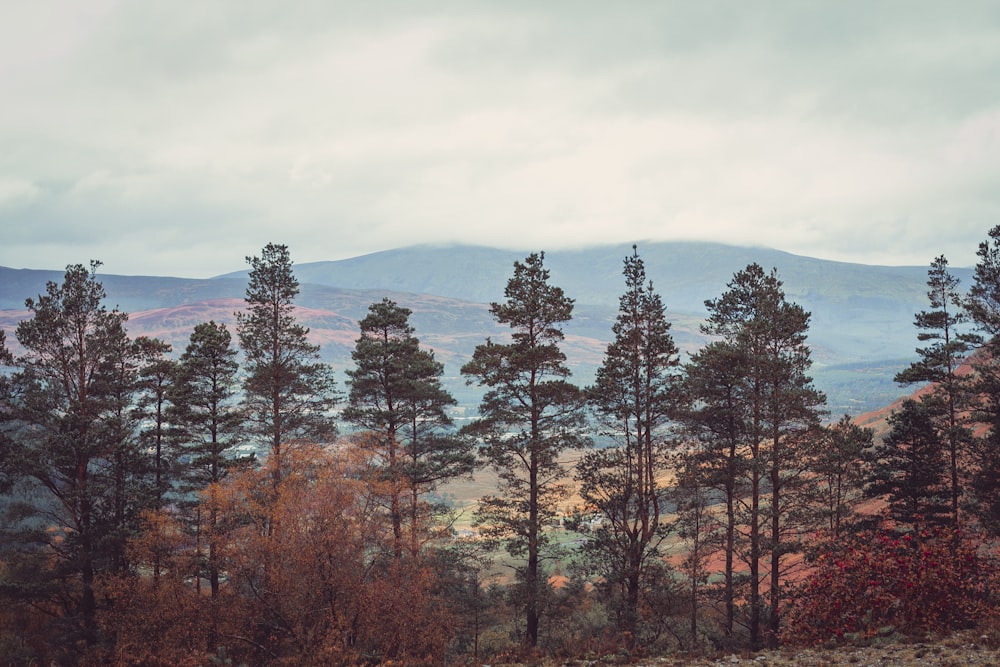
[768,444,781,649]
[749,458,761,650]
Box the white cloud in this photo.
[0,179,41,208]
[1,1,999,276]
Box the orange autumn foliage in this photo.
[105,442,457,666]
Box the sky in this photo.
[2,1,1000,278]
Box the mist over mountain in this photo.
[1,241,967,415]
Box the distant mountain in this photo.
[1,241,968,415]
[215,242,946,315]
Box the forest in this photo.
[1,229,1000,667]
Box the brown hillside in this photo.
[1,300,361,364]
[851,354,980,440]
[123,299,359,358]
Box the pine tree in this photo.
[814,415,872,538]
[344,298,473,559]
[965,225,1000,535]
[6,262,130,647]
[866,399,951,531]
[0,330,14,493]
[680,340,749,642]
[237,243,338,491]
[702,263,825,649]
[966,225,1000,339]
[672,450,723,651]
[173,321,248,492]
[461,252,587,648]
[170,320,248,604]
[577,246,680,639]
[99,328,171,574]
[895,255,979,525]
[132,337,176,510]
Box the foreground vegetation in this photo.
[2,230,1000,665]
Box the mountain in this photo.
[1,241,967,415]
[216,241,944,310]
[217,241,960,360]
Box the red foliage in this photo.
[783,527,998,644]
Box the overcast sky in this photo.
[2,2,999,278]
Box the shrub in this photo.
[783,527,998,644]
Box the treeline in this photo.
[1,235,1000,665]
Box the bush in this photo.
[783,527,998,644]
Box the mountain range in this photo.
[0,241,966,416]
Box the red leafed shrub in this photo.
[783,527,998,644]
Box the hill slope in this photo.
[1,241,964,414]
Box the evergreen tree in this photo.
[966,225,1000,339]
[172,321,248,492]
[966,225,1000,535]
[814,415,872,538]
[0,330,16,493]
[344,298,473,559]
[170,320,248,605]
[237,243,338,491]
[461,252,587,648]
[5,262,130,647]
[895,255,979,525]
[671,450,723,651]
[132,337,176,510]
[577,246,680,639]
[0,329,10,365]
[680,340,749,642]
[702,263,825,649]
[98,329,170,574]
[865,399,951,531]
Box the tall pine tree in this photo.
[702,263,825,649]
[680,340,749,642]
[461,252,587,648]
[6,262,131,647]
[172,321,248,492]
[895,255,978,526]
[577,246,680,639]
[132,337,176,510]
[237,243,338,491]
[171,320,249,607]
[965,225,1000,534]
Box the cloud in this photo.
[1,2,999,276]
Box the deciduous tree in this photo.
[784,527,994,644]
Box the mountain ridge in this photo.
[0,240,964,415]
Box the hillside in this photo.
[217,241,967,413]
[0,241,962,415]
